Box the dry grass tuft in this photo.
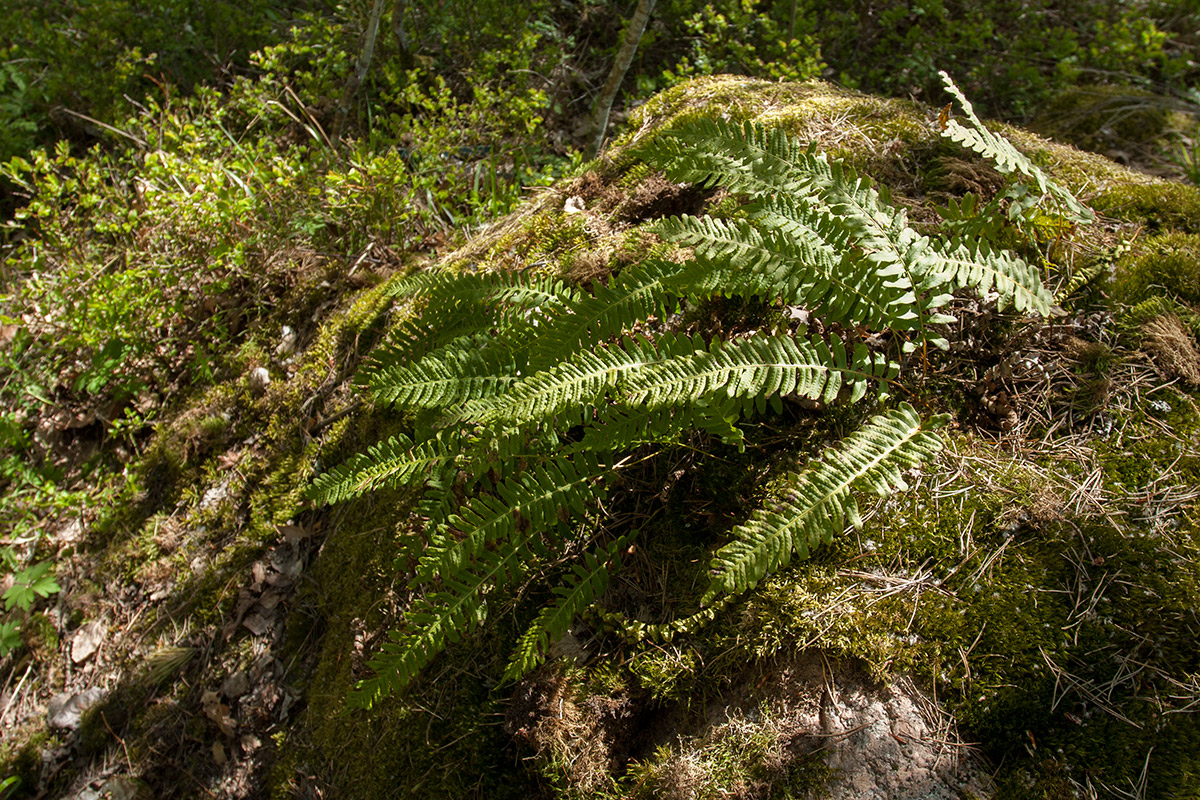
[1141,313,1200,385]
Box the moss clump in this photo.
[628,704,832,800]
[1112,232,1200,305]
[1093,180,1200,233]
[1032,85,1187,156]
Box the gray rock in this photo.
[47,687,106,729]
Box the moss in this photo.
[271,491,537,800]
[1093,180,1200,233]
[1031,85,1188,156]
[0,728,52,797]
[1112,232,1200,306]
[20,611,59,661]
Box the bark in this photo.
[584,0,657,161]
[333,0,389,143]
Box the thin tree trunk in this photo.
[584,0,656,160]
[333,0,389,143]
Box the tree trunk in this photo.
[584,0,656,161]
[333,0,389,143]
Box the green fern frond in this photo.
[414,452,610,583]
[933,238,1053,314]
[576,403,745,452]
[621,332,895,410]
[1054,261,1107,304]
[307,433,454,506]
[502,535,629,682]
[349,531,538,708]
[704,404,946,602]
[465,333,895,431]
[367,271,572,372]
[654,214,916,330]
[522,259,684,374]
[637,118,821,199]
[939,71,1094,224]
[366,333,519,410]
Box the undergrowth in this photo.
[310,75,1086,708]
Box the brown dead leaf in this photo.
[71,620,107,664]
[202,690,238,736]
[242,613,272,637]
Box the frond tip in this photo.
[704,403,946,603]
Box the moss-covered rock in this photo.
[1113,232,1200,304]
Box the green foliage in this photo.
[0,556,61,657]
[660,1,825,87]
[939,72,1095,226]
[313,102,1054,707]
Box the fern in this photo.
[503,535,630,681]
[939,71,1095,225]
[639,118,1056,348]
[313,88,1056,706]
[704,404,945,601]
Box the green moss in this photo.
[1093,181,1200,233]
[270,490,537,800]
[20,611,59,661]
[0,728,53,796]
[1032,85,1187,155]
[1112,232,1200,306]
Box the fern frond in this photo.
[933,238,1052,314]
[1054,261,1107,304]
[367,333,518,410]
[939,71,1094,224]
[637,118,821,199]
[576,402,745,452]
[465,333,895,430]
[349,530,539,708]
[413,452,610,583]
[655,215,917,331]
[367,271,573,372]
[307,433,454,506]
[502,535,629,682]
[641,120,959,347]
[704,404,946,602]
[621,332,896,410]
[522,259,684,374]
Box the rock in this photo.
[200,482,230,510]
[247,366,271,395]
[274,325,297,357]
[71,620,107,664]
[47,687,106,729]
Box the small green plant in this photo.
[310,76,1082,708]
[1168,122,1200,186]
[1,549,60,657]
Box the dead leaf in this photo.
[212,741,227,765]
[277,524,310,544]
[242,613,272,637]
[202,690,238,736]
